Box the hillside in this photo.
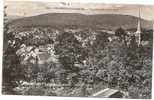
[8,13,153,30]
[7,15,23,22]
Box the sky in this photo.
[5,0,154,20]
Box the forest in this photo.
[2,10,153,99]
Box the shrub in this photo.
[23,87,45,96]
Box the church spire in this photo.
[135,8,142,46]
[136,8,141,33]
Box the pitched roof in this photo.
[92,88,122,98]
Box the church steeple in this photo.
[136,9,141,33]
[135,8,142,46]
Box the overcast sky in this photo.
[5,0,154,20]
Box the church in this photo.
[132,9,153,47]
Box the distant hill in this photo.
[7,15,23,22]
[8,13,153,30]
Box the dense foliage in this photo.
[3,21,152,98]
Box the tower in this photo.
[135,8,142,46]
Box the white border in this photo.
[0,0,4,98]
[0,0,154,100]
[4,0,154,5]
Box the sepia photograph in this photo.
[2,0,153,99]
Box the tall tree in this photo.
[54,32,85,85]
[2,6,25,94]
[115,27,128,46]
